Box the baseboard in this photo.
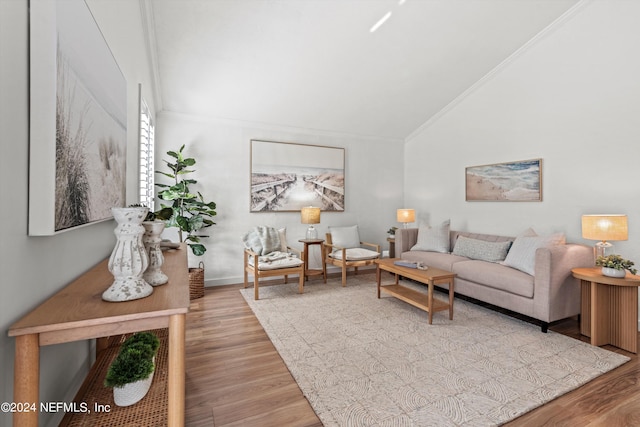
[205,265,377,287]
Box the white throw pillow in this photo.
[503,233,565,275]
[329,225,361,249]
[411,220,450,253]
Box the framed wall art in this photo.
[29,0,127,235]
[250,140,345,212]
[465,159,542,202]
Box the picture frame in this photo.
[465,158,542,202]
[28,0,127,235]
[250,140,345,212]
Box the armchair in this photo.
[242,226,305,300]
[323,225,380,286]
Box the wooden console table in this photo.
[572,267,640,353]
[8,245,190,426]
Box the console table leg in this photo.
[14,334,39,427]
[168,314,186,427]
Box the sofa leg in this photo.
[540,322,548,333]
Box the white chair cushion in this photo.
[248,251,303,270]
[329,248,379,261]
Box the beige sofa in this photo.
[395,228,594,332]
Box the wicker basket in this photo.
[189,262,205,300]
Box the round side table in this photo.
[298,239,326,282]
[572,267,640,353]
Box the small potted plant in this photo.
[104,332,160,406]
[595,254,637,278]
[387,227,398,239]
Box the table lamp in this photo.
[397,209,415,228]
[301,206,321,239]
[581,214,628,258]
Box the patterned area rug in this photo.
[240,275,629,426]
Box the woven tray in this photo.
[60,329,168,427]
[189,262,205,300]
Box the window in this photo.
[139,89,155,210]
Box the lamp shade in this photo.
[301,207,321,224]
[582,214,628,241]
[397,209,415,223]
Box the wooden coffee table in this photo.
[376,258,456,324]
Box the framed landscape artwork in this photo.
[250,140,345,212]
[465,159,542,202]
[29,0,127,235]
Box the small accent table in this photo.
[572,267,640,353]
[298,239,326,282]
[376,258,456,324]
[387,237,395,258]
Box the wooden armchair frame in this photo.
[323,233,381,286]
[243,246,305,300]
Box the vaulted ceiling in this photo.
[144,0,579,140]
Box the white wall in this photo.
[156,112,404,284]
[404,0,640,321]
[0,1,156,425]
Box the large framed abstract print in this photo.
[28,0,127,235]
[250,140,345,212]
[465,159,542,202]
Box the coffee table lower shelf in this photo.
[379,284,450,313]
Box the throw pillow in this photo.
[503,234,564,275]
[452,236,512,263]
[411,219,450,253]
[329,225,361,249]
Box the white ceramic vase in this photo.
[602,267,626,278]
[142,220,168,286]
[103,207,153,302]
[113,369,155,407]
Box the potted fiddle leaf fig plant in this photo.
[154,145,217,256]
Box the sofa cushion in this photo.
[503,233,565,275]
[452,236,512,263]
[329,225,360,249]
[401,251,469,272]
[452,260,534,298]
[411,219,450,253]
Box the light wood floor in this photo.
[185,275,640,426]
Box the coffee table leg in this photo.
[427,281,434,325]
[449,279,454,320]
[377,265,381,299]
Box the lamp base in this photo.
[306,225,318,240]
[594,241,612,259]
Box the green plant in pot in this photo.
[154,145,217,256]
[104,332,160,406]
[596,254,637,277]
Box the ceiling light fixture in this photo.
[370,11,392,33]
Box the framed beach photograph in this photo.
[250,140,345,212]
[29,0,127,235]
[465,159,542,202]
